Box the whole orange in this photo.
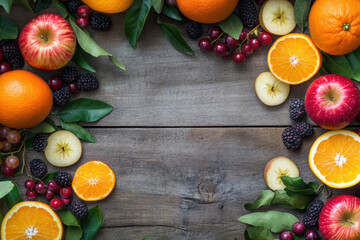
[81,0,134,14]
[0,70,53,129]
[177,0,239,24]
[309,0,360,55]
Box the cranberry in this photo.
[46,189,55,200]
[48,180,60,192]
[292,222,306,236]
[0,62,12,74]
[305,230,319,240]
[35,182,47,194]
[2,165,15,176]
[60,187,72,199]
[279,230,294,240]
[241,43,254,56]
[225,35,239,49]
[198,38,212,52]
[213,42,227,56]
[5,155,19,169]
[208,27,222,40]
[249,38,261,50]
[61,198,71,206]
[0,127,10,140]
[50,198,64,210]
[259,32,273,45]
[2,140,12,152]
[77,17,89,28]
[26,189,37,200]
[68,82,79,94]
[48,76,63,91]
[25,180,36,190]
[77,5,91,18]
[239,29,247,42]
[233,52,246,63]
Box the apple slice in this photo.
[259,0,296,36]
[264,156,299,191]
[255,72,290,106]
[44,130,82,167]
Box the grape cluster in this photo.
[0,126,22,176]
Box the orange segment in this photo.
[309,130,360,188]
[268,33,322,85]
[72,161,115,201]
[1,201,63,240]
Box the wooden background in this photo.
[5,5,360,240]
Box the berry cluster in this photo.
[0,41,25,75]
[49,66,99,107]
[0,126,23,176]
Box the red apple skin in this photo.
[19,14,76,70]
[319,195,360,240]
[305,74,360,130]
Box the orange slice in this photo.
[268,33,322,85]
[1,201,63,240]
[309,130,360,188]
[72,161,115,201]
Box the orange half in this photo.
[1,201,63,240]
[72,161,116,201]
[268,33,322,85]
[309,130,360,188]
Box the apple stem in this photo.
[40,34,48,42]
[346,218,354,225]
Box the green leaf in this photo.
[124,0,152,49]
[67,226,83,240]
[34,0,51,13]
[44,117,59,131]
[0,181,14,199]
[31,122,56,133]
[80,206,103,240]
[0,200,4,227]
[72,46,96,73]
[321,52,353,79]
[345,47,360,81]
[57,98,114,123]
[152,0,163,14]
[288,194,315,210]
[294,0,311,32]
[238,211,299,233]
[58,209,81,227]
[157,17,194,55]
[60,120,96,142]
[281,176,320,196]
[218,13,243,40]
[0,0,13,13]
[13,0,33,13]
[162,2,182,21]
[0,16,18,40]
[245,226,275,240]
[109,55,126,71]
[52,0,67,18]
[2,179,22,209]
[42,171,58,185]
[244,190,274,210]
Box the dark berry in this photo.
[239,29,247,42]
[292,122,313,138]
[5,155,19,169]
[89,13,112,31]
[68,82,80,94]
[53,88,71,107]
[290,98,306,121]
[48,180,61,192]
[198,38,212,52]
[61,66,78,83]
[282,127,302,151]
[26,190,37,200]
[225,35,239,49]
[2,140,12,152]
[259,31,273,45]
[77,73,99,91]
[77,17,89,28]
[55,172,72,187]
[279,230,293,240]
[0,62,12,74]
[292,222,306,236]
[0,127,10,140]
[29,159,47,179]
[32,133,48,152]
[7,55,25,69]
[238,0,259,28]
[6,130,21,144]
[35,182,47,195]
[186,21,203,39]
[208,27,222,40]
[213,42,227,56]
[62,198,71,206]
[305,230,319,240]
[249,38,261,50]
[60,187,72,198]
[233,52,246,63]
[70,200,88,219]
[66,0,81,13]
[77,5,91,18]
[1,165,15,176]
[46,189,55,200]
[50,198,64,210]
[1,40,24,69]
[48,76,63,91]
[241,43,254,56]
[302,200,324,228]
[25,180,36,190]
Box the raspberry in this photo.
[282,127,302,151]
[54,172,72,187]
[289,98,306,121]
[238,0,259,28]
[32,133,48,152]
[186,21,203,39]
[302,200,324,228]
[1,41,24,69]
[61,66,78,83]
[53,88,71,107]
[66,0,81,13]
[77,73,99,91]
[70,200,88,219]
[292,122,313,139]
[89,13,112,31]
[29,159,47,179]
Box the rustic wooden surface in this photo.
[4,5,360,240]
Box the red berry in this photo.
[0,62,12,74]
[305,230,319,240]
[292,222,306,236]
[6,130,21,144]
[50,198,64,210]
[2,165,15,176]
[2,140,12,152]
[241,43,254,56]
[25,180,36,190]
[26,189,37,200]
[259,32,273,45]
[279,230,294,240]
[213,42,227,56]
[61,198,71,206]
[5,155,19,169]
[48,76,63,91]
[46,189,55,200]
[221,50,233,60]
[68,82,79,94]
[198,38,212,52]
[239,29,247,42]
[35,182,47,194]
[48,180,60,192]
[249,38,261,50]
[0,127,10,140]
[208,27,222,40]
[60,187,72,199]
[233,52,246,63]
[77,5,91,18]
[225,35,239,49]
[77,17,89,28]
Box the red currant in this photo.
[213,42,227,56]
[305,230,319,240]
[77,17,89,28]
[2,140,12,152]
[208,27,222,40]
[239,29,247,42]
[60,187,72,199]
[0,127,10,140]
[68,82,79,94]
[233,52,246,63]
[2,165,16,176]
[6,130,21,144]
[50,198,64,210]
[221,50,233,60]
[77,5,91,18]
[0,62,11,74]
[279,230,294,240]
[26,189,37,200]
[48,76,63,91]
[241,43,254,56]
[48,180,61,192]
[225,35,239,49]
[249,38,261,50]
[292,222,306,236]
[61,198,71,206]
[35,182,47,194]
[259,32,273,45]
[5,155,19,169]
[198,38,212,52]
[46,189,55,200]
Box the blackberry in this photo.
[302,200,324,228]
[1,41,24,69]
[29,159,47,179]
[292,122,313,138]
[186,21,203,39]
[290,98,306,121]
[66,0,81,13]
[77,73,99,91]
[53,88,71,107]
[238,0,258,28]
[32,133,48,152]
[54,172,72,187]
[70,200,88,219]
[62,66,78,83]
[89,13,112,31]
[282,127,302,151]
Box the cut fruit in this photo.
[259,0,296,36]
[44,130,82,167]
[72,161,115,201]
[268,33,322,85]
[264,156,299,191]
[309,130,360,188]
[254,72,290,106]
[1,201,63,240]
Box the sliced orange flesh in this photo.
[268,33,322,85]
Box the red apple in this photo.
[19,14,76,70]
[319,195,360,240]
[305,74,360,130]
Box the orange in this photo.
[0,70,53,129]
[309,0,360,56]
[72,161,115,201]
[1,201,63,240]
[309,130,360,188]
[81,0,134,14]
[177,0,239,24]
[268,33,322,85]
